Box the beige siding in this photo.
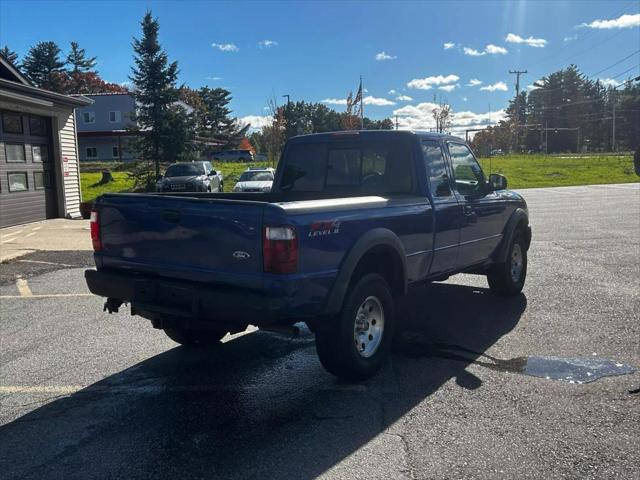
[58,110,82,218]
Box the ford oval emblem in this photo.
[233,251,251,260]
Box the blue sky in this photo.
[1,0,639,133]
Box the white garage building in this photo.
[0,54,92,228]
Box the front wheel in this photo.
[315,273,395,380]
[163,327,228,347]
[218,182,224,192]
[487,232,527,295]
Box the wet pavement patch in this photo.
[397,335,636,385]
[522,356,635,384]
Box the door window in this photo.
[2,111,23,134]
[5,144,26,162]
[422,140,451,197]
[447,143,486,196]
[8,172,28,192]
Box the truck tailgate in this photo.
[97,194,266,285]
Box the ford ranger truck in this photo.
[85,131,532,380]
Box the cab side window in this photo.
[422,140,451,197]
[447,143,486,196]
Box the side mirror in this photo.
[210,170,217,176]
[156,174,163,181]
[488,173,507,191]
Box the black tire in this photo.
[487,232,527,295]
[218,182,224,192]
[163,327,228,347]
[315,273,395,380]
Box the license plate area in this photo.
[133,279,194,312]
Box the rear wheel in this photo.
[163,327,228,347]
[218,182,224,192]
[487,232,527,295]
[315,273,395,380]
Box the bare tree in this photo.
[431,95,452,133]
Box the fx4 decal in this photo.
[309,220,341,238]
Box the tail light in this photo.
[90,210,102,251]
[263,226,297,274]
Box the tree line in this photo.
[471,65,639,155]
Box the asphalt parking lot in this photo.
[1,183,638,480]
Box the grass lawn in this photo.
[478,154,636,189]
[81,172,135,202]
[81,155,637,201]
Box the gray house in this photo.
[75,92,137,162]
[0,53,91,227]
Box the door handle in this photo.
[162,209,181,222]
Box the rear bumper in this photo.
[85,269,286,327]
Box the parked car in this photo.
[232,167,275,192]
[86,130,531,380]
[156,161,223,193]
[213,149,254,162]
[255,152,268,162]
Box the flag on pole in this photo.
[353,81,362,106]
[346,91,353,113]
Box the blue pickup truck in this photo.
[85,131,531,380]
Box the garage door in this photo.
[0,110,57,228]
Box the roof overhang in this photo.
[0,53,31,86]
[0,78,93,109]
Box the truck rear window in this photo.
[280,140,413,194]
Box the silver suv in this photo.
[213,149,254,162]
[232,167,275,192]
[157,161,224,193]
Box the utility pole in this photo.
[360,76,364,130]
[509,70,527,152]
[395,115,399,130]
[612,93,616,152]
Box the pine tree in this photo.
[66,41,97,73]
[129,11,194,183]
[21,41,66,90]
[195,87,248,149]
[1,45,19,64]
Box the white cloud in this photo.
[363,96,395,106]
[580,13,640,29]
[407,74,460,90]
[392,101,506,135]
[321,98,348,105]
[467,78,483,87]
[258,40,278,48]
[526,84,540,91]
[462,96,468,102]
[205,76,222,81]
[463,47,485,57]
[375,51,397,61]
[564,34,578,42]
[480,81,509,92]
[396,95,413,101]
[443,42,455,50]
[212,43,239,52]
[505,33,547,48]
[239,115,273,130]
[438,84,458,92]
[464,44,508,56]
[388,89,397,95]
[485,44,508,55]
[600,78,622,88]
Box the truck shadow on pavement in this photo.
[0,282,526,480]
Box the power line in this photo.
[590,49,640,78]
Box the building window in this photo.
[83,111,95,124]
[112,146,120,158]
[2,111,23,134]
[5,143,26,162]
[29,115,48,136]
[34,171,45,190]
[8,172,28,192]
[86,147,98,159]
[32,145,49,163]
[109,111,121,123]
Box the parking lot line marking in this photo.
[32,226,42,231]
[25,232,37,238]
[0,229,24,239]
[0,384,268,395]
[0,293,93,299]
[16,279,33,297]
[17,259,80,267]
[589,184,640,190]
